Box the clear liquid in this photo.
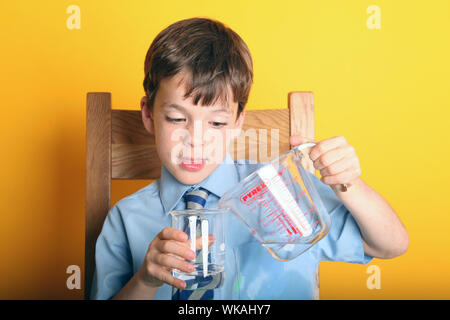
[173,263,225,290]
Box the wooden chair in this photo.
[85,91,318,299]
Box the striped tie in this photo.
[172,187,217,300]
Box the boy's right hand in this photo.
[136,227,196,290]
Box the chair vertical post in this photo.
[288,91,315,173]
[85,92,112,299]
[288,91,320,300]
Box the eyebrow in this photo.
[162,102,232,115]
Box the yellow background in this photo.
[1,0,449,299]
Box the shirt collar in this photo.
[159,152,238,215]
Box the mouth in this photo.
[179,157,206,172]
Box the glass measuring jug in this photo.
[170,209,226,290]
[218,143,332,261]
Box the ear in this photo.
[140,96,155,135]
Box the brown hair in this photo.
[143,17,253,119]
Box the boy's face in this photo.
[141,70,245,185]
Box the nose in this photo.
[183,120,205,154]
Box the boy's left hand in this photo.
[290,135,362,189]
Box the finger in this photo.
[309,136,348,161]
[180,234,215,250]
[320,167,361,185]
[156,239,196,261]
[313,147,351,171]
[195,234,215,249]
[318,155,359,177]
[158,227,188,242]
[289,135,316,146]
[153,251,195,274]
[150,264,187,290]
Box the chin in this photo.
[172,171,206,185]
[176,175,204,186]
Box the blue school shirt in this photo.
[90,152,372,300]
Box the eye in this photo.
[210,121,228,128]
[165,116,185,123]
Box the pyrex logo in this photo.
[240,181,267,204]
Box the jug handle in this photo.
[294,142,349,192]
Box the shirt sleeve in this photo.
[307,172,373,265]
[89,203,133,300]
[316,203,373,264]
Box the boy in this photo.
[90,17,409,300]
